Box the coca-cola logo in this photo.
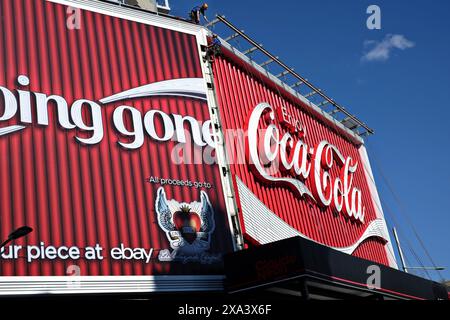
[246,103,365,223]
[0,75,214,150]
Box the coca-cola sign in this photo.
[247,102,365,223]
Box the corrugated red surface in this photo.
[0,0,232,276]
[212,49,390,265]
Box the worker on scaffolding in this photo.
[190,3,209,25]
[206,34,222,62]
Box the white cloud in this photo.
[362,34,415,62]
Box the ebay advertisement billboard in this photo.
[0,0,233,293]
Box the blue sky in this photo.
[170,0,450,281]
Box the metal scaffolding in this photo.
[208,15,374,137]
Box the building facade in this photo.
[0,0,446,300]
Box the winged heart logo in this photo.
[156,187,220,264]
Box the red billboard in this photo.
[0,0,234,293]
[212,45,396,267]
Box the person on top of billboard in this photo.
[206,34,222,62]
[190,3,209,24]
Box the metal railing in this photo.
[207,15,374,137]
